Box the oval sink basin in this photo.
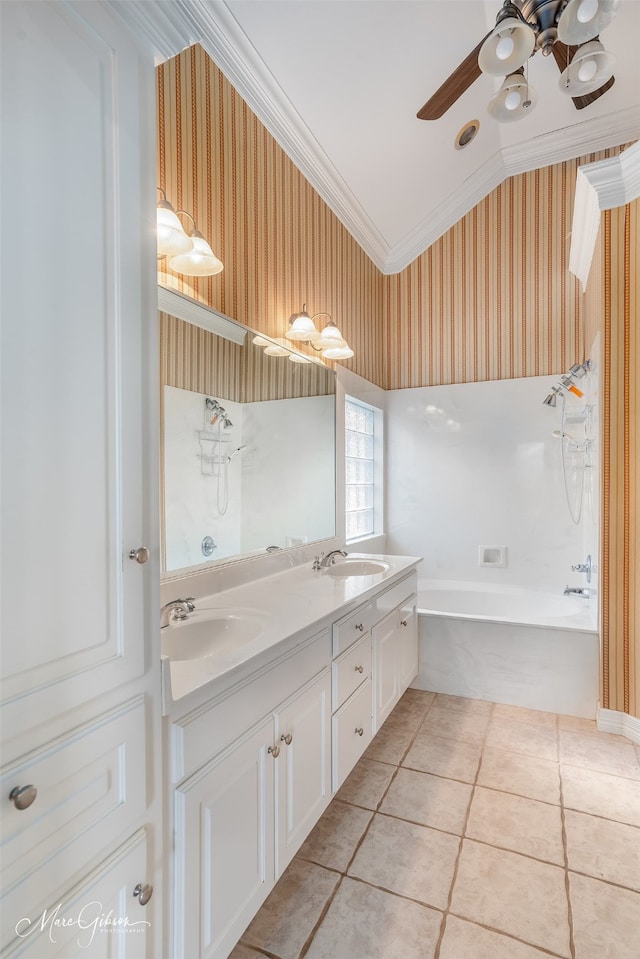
[325,560,389,578]
[161,608,267,661]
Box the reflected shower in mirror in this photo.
[159,287,336,574]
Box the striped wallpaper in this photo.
[157,46,638,718]
[596,198,639,716]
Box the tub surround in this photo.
[161,553,421,709]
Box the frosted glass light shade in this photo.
[488,74,537,122]
[558,40,615,95]
[157,201,193,256]
[317,323,345,345]
[322,343,354,360]
[557,0,619,44]
[478,18,535,75]
[286,310,319,341]
[168,231,223,276]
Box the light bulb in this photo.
[577,57,598,82]
[577,0,599,23]
[495,34,515,61]
[504,90,522,111]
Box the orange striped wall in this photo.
[597,198,640,717]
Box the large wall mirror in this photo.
[159,287,336,575]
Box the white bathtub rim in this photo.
[417,578,597,634]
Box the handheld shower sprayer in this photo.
[542,360,591,406]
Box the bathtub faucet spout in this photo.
[563,586,590,599]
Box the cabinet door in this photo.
[0,0,155,750]
[372,611,399,731]
[398,596,419,692]
[275,669,331,876]
[6,830,152,958]
[174,718,275,959]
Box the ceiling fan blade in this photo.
[417,33,490,120]
[551,39,615,110]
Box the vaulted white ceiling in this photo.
[119,0,640,274]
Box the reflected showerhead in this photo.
[543,391,558,407]
[222,415,233,430]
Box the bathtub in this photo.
[413,580,599,718]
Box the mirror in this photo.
[159,287,336,574]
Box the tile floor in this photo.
[231,689,640,959]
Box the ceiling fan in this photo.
[418,0,619,123]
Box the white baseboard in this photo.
[597,707,640,744]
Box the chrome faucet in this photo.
[314,549,348,570]
[563,586,590,599]
[160,597,196,628]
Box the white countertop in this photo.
[161,553,421,711]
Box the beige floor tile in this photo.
[304,877,443,959]
[559,729,640,779]
[561,764,640,826]
[241,859,339,959]
[383,700,430,736]
[348,813,460,909]
[569,873,640,959]
[296,800,373,872]
[336,757,396,809]
[557,714,598,733]
[565,810,640,890]
[380,767,472,834]
[466,786,564,864]
[403,731,482,783]
[418,703,489,745]
[478,746,561,804]
[364,722,414,765]
[228,946,270,959]
[440,916,560,959]
[450,840,571,957]
[491,704,558,729]
[485,717,558,762]
[434,694,493,718]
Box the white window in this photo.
[345,396,382,542]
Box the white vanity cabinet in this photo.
[169,632,331,959]
[372,577,419,731]
[0,2,160,955]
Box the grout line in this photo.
[432,699,495,959]
[559,714,577,959]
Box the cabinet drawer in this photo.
[332,634,371,712]
[374,571,418,621]
[332,678,373,791]
[1,698,147,950]
[332,602,373,657]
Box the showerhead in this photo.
[222,415,233,430]
[543,391,558,407]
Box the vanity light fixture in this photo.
[285,306,354,362]
[156,188,223,277]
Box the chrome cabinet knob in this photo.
[355,727,364,737]
[9,784,37,810]
[128,547,150,565]
[354,665,364,673]
[354,623,364,632]
[400,619,408,627]
[280,732,293,746]
[268,744,281,758]
[133,883,153,906]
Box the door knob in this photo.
[355,727,364,736]
[268,744,281,758]
[133,883,153,906]
[128,547,150,565]
[9,784,37,810]
[280,732,293,745]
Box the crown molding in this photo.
[110,1,639,276]
[569,139,640,290]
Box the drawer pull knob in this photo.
[133,883,153,906]
[354,623,364,632]
[354,665,364,673]
[355,727,364,737]
[280,732,293,746]
[128,547,150,565]
[400,619,408,627]
[268,744,281,758]
[9,784,37,810]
